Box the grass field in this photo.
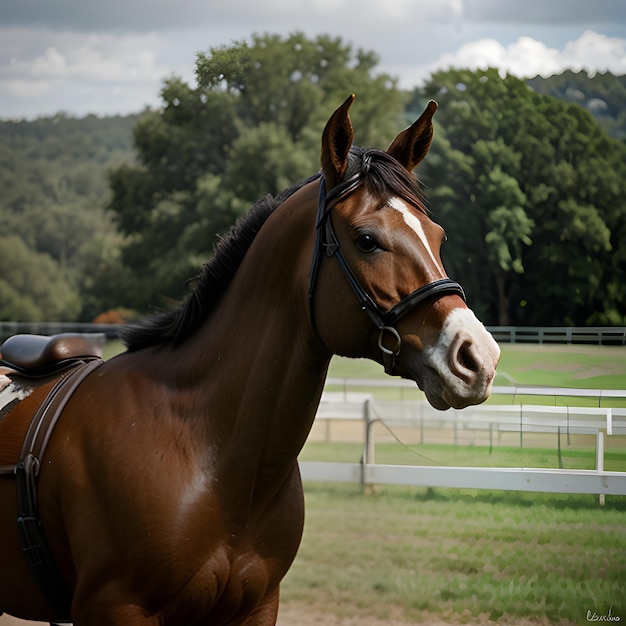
[299,441,626,473]
[326,343,626,391]
[279,484,626,626]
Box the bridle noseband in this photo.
[308,160,466,374]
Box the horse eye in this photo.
[356,233,379,253]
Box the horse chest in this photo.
[185,493,302,620]
[118,484,298,622]
[152,541,275,624]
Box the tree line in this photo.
[2,33,625,326]
[0,113,137,322]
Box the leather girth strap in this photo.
[14,358,103,622]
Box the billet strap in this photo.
[15,357,103,620]
[18,358,103,466]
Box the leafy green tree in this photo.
[0,235,81,321]
[0,113,136,321]
[527,70,626,140]
[417,68,626,325]
[108,32,407,311]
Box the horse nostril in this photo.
[457,339,479,372]
[449,335,481,382]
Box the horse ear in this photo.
[387,100,438,172]
[321,94,355,189]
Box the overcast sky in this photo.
[1,0,625,120]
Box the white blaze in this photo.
[387,197,444,275]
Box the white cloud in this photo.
[0,28,176,117]
[0,7,624,119]
[6,31,167,84]
[431,30,626,79]
[3,78,51,98]
[562,30,626,75]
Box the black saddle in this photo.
[0,333,105,375]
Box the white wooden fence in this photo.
[488,326,626,345]
[299,462,626,496]
[299,382,626,497]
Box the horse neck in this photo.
[162,181,329,503]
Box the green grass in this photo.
[299,441,626,473]
[328,343,626,390]
[281,483,626,625]
[327,344,626,408]
[494,344,626,390]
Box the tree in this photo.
[416,68,626,326]
[0,235,81,321]
[526,70,626,140]
[107,32,407,311]
[0,113,136,322]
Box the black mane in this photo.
[122,173,320,351]
[122,149,427,351]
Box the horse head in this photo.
[311,95,500,410]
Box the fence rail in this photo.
[307,385,626,498]
[487,326,626,345]
[299,462,626,496]
[326,377,626,405]
[2,323,626,344]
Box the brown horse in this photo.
[0,95,499,625]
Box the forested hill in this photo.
[0,113,137,160]
[0,113,137,322]
[1,55,625,326]
[527,70,626,140]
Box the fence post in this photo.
[596,431,605,506]
[361,399,375,494]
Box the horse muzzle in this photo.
[400,307,501,410]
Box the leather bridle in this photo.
[308,160,466,374]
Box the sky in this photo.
[0,0,625,120]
